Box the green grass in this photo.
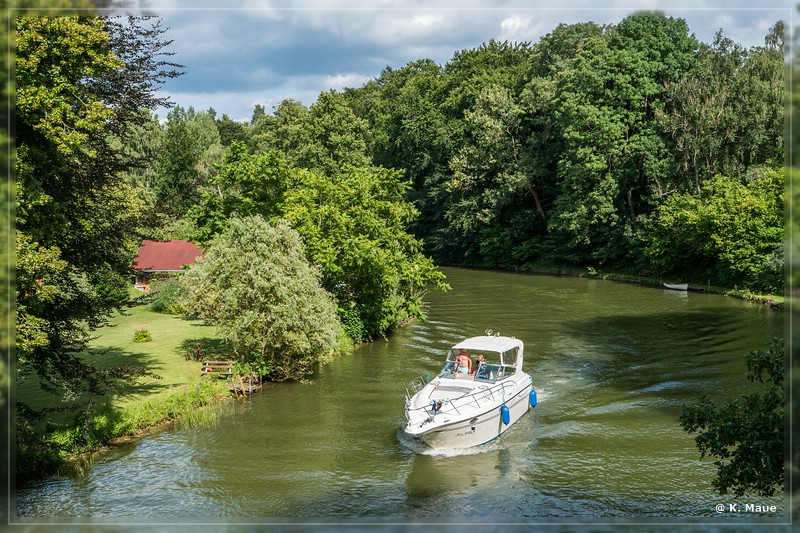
[82,305,224,404]
[18,305,230,418]
[16,303,234,476]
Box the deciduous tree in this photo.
[645,168,783,292]
[181,216,342,381]
[192,145,448,340]
[15,15,182,397]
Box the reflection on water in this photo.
[14,268,786,523]
[405,447,513,497]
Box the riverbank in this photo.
[507,264,785,308]
[56,381,237,478]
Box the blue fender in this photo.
[501,404,510,425]
[530,389,538,408]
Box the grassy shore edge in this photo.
[506,264,785,308]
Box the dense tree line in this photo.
[341,15,783,291]
[134,13,784,296]
[16,12,785,390]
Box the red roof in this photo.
[132,240,203,272]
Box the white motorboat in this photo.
[403,332,537,448]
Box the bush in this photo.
[133,328,152,342]
[148,277,186,314]
[645,169,784,293]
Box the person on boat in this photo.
[455,349,472,374]
[471,354,485,375]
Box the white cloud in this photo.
[321,72,373,90]
[498,15,547,43]
[149,1,792,121]
[500,16,530,36]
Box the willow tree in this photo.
[181,216,343,381]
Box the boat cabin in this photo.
[437,335,523,384]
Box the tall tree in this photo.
[281,164,448,339]
[658,24,783,192]
[155,105,221,214]
[432,40,534,263]
[191,146,448,341]
[250,99,312,158]
[447,85,532,267]
[252,92,371,176]
[216,113,247,146]
[658,33,748,192]
[347,60,453,259]
[16,15,182,400]
[549,13,698,265]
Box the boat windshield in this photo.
[439,359,470,378]
[473,363,516,383]
[439,347,517,380]
[438,359,466,378]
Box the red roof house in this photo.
[132,240,204,291]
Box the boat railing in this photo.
[406,379,516,417]
[446,381,513,416]
[405,375,428,401]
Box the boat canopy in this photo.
[451,335,522,354]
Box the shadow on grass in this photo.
[18,347,170,419]
[179,337,233,362]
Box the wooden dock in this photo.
[199,361,263,398]
[229,373,263,398]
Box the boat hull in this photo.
[408,382,531,449]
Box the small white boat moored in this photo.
[403,331,537,449]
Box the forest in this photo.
[152,14,784,293]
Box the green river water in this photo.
[14,267,787,527]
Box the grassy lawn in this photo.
[16,301,238,476]
[17,302,231,426]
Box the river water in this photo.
[14,267,786,526]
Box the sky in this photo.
[132,1,794,122]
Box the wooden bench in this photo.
[201,360,234,377]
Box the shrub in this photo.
[133,328,152,342]
[148,277,186,314]
[181,215,343,381]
